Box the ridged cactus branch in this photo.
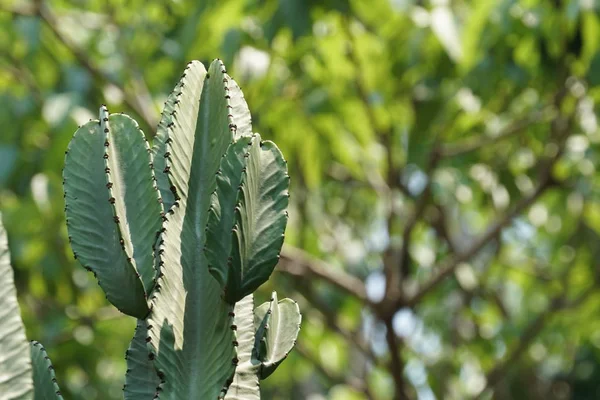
[0,214,33,399]
[223,294,260,400]
[63,118,152,318]
[30,341,63,399]
[100,107,163,295]
[205,136,253,289]
[254,292,301,379]
[206,134,290,304]
[146,59,238,399]
[227,79,253,140]
[153,89,179,212]
[124,320,161,400]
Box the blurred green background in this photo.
[2,0,600,399]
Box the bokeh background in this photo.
[2,0,600,399]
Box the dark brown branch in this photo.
[384,318,410,400]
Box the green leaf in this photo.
[0,214,33,399]
[124,320,160,400]
[226,136,290,303]
[254,292,301,379]
[146,59,237,399]
[30,341,63,400]
[102,107,163,295]
[223,294,260,400]
[63,117,149,319]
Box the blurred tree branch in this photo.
[295,344,374,397]
[439,106,555,157]
[479,280,597,398]
[1,2,158,131]
[404,94,572,310]
[279,245,370,305]
[404,172,554,309]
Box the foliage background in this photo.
[2,0,600,399]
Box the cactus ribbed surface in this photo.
[206,133,290,304]
[0,58,299,399]
[30,341,63,400]
[254,292,302,379]
[124,320,160,400]
[63,117,154,319]
[0,216,63,399]
[224,294,260,400]
[0,214,33,399]
[144,59,237,399]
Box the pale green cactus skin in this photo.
[0,215,63,399]
[63,59,300,398]
[224,292,301,400]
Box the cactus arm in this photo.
[223,294,260,400]
[225,136,290,303]
[227,78,253,140]
[63,119,149,319]
[101,108,163,294]
[205,136,253,287]
[146,59,237,399]
[0,214,33,399]
[124,320,161,400]
[30,341,63,400]
[254,292,301,379]
[152,89,178,211]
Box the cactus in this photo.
[0,214,63,399]
[0,58,299,399]
[63,59,299,398]
[224,292,301,399]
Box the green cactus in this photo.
[0,214,63,399]
[65,59,299,398]
[0,58,297,399]
[224,292,301,400]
